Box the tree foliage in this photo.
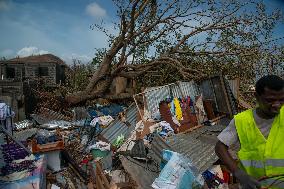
[66,0,284,105]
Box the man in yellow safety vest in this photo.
[215,75,284,189]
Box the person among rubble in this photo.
[215,75,284,189]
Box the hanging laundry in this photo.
[169,99,175,116]
[187,96,195,113]
[172,116,181,127]
[173,98,183,120]
[195,95,208,124]
[181,97,187,109]
[187,96,191,106]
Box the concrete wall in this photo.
[0,62,63,86]
[0,63,24,81]
[25,63,57,86]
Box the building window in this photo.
[6,67,15,79]
[38,67,49,76]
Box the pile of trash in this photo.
[0,79,240,189]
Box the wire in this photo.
[125,156,160,173]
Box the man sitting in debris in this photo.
[215,75,284,189]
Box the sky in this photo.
[0,0,284,65]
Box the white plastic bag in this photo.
[152,150,204,189]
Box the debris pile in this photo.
[0,76,242,189]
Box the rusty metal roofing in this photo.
[101,103,137,144]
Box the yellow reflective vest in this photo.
[235,106,284,188]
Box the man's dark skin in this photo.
[215,87,284,185]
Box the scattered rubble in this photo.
[0,77,243,189]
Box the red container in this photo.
[31,138,64,153]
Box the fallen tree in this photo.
[65,0,284,105]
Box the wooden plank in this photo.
[179,124,203,134]
[96,162,110,189]
[210,115,226,122]
[96,174,105,189]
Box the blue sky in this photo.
[0,0,284,64]
[0,0,118,64]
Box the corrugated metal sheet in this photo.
[14,120,34,130]
[121,156,159,189]
[30,114,50,125]
[150,125,226,174]
[150,135,172,162]
[171,84,181,98]
[199,80,215,101]
[14,128,37,141]
[31,108,71,125]
[0,128,37,147]
[224,79,238,115]
[101,103,137,144]
[144,85,172,116]
[144,81,199,117]
[211,77,230,114]
[200,76,238,115]
[121,125,226,189]
[228,79,240,99]
[39,108,71,121]
[178,81,200,101]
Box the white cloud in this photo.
[17,46,49,57]
[0,0,10,11]
[86,2,106,18]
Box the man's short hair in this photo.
[255,75,284,95]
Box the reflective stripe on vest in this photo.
[241,159,284,169]
[241,160,264,169]
[266,159,284,167]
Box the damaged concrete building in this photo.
[0,54,67,120]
